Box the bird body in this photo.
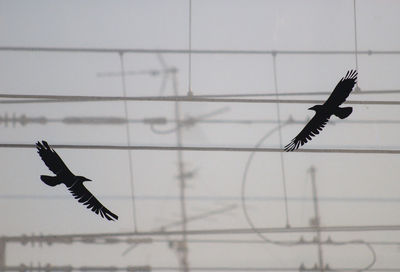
[285,70,357,151]
[308,104,352,120]
[36,141,118,221]
[332,107,353,119]
[40,175,62,187]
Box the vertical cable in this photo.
[309,166,324,271]
[353,0,359,83]
[119,52,138,232]
[157,54,169,96]
[188,0,193,95]
[172,71,190,272]
[272,54,290,228]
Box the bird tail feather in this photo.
[334,107,352,119]
[40,175,61,187]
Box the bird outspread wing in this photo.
[68,182,119,221]
[36,141,72,176]
[284,113,330,151]
[324,70,357,108]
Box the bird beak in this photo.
[86,178,92,182]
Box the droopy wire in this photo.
[327,240,376,272]
[240,123,378,270]
[241,121,297,246]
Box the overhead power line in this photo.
[4,225,400,240]
[2,113,400,127]
[194,89,400,97]
[3,233,400,246]
[119,52,139,232]
[3,194,400,203]
[1,143,400,154]
[0,93,400,106]
[1,46,400,55]
[2,89,400,105]
[155,238,400,247]
[0,265,398,272]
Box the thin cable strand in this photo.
[241,122,297,246]
[2,93,400,105]
[272,55,290,227]
[353,0,359,77]
[2,89,400,105]
[1,265,394,271]
[119,53,138,232]
[4,225,400,238]
[188,0,192,94]
[1,46,400,55]
[3,143,400,154]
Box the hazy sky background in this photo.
[1,0,400,270]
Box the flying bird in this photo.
[36,141,118,221]
[284,70,357,151]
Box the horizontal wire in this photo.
[0,99,61,104]
[195,89,400,97]
[1,143,400,154]
[4,225,400,240]
[2,89,400,105]
[3,233,399,246]
[153,238,400,246]
[1,115,400,126]
[0,266,398,272]
[1,46,400,55]
[0,93,400,105]
[3,194,400,203]
[1,143,400,153]
[1,266,398,272]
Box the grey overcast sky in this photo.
[1,0,400,271]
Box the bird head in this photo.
[77,176,92,182]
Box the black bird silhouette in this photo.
[284,70,357,151]
[36,141,118,221]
